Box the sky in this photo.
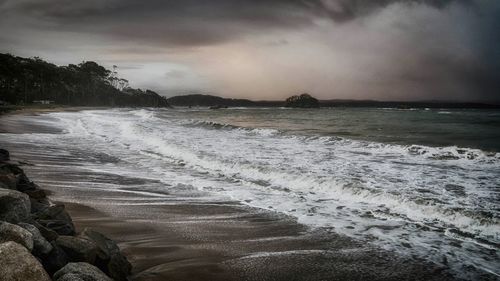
[0,0,499,102]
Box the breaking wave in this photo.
[38,109,500,278]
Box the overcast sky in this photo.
[0,0,498,101]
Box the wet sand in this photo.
[0,111,455,281]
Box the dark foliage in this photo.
[168,94,256,107]
[167,94,283,107]
[0,53,170,107]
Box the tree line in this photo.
[0,53,170,107]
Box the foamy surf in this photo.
[5,108,499,279]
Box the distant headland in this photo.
[167,94,500,109]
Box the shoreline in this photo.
[0,110,459,281]
[0,105,112,116]
[0,148,132,281]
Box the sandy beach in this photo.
[0,110,457,281]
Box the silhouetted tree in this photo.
[0,53,170,107]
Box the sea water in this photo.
[3,107,499,278]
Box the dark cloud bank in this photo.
[0,0,499,102]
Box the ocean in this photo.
[2,107,499,279]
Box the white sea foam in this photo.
[15,109,500,277]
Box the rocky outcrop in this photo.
[0,241,51,281]
[34,204,76,235]
[0,188,30,223]
[0,163,38,192]
[0,149,132,280]
[54,263,112,281]
[42,242,70,275]
[0,221,34,251]
[80,228,132,281]
[19,222,53,255]
[32,220,60,242]
[56,235,98,264]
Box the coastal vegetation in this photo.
[0,53,170,107]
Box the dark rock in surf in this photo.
[0,220,34,251]
[285,93,320,108]
[79,228,132,281]
[0,187,31,223]
[56,235,98,264]
[54,262,112,281]
[0,241,51,281]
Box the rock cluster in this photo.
[0,149,132,281]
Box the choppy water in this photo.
[2,107,500,279]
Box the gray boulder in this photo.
[18,222,53,255]
[0,221,34,251]
[0,241,51,281]
[54,262,113,281]
[80,228,132,281]
[0,187,30,223]
[56,235,98,264]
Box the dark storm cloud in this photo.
[0,0,498,102]
[2,0,464,46]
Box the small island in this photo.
[285,93,320,108]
